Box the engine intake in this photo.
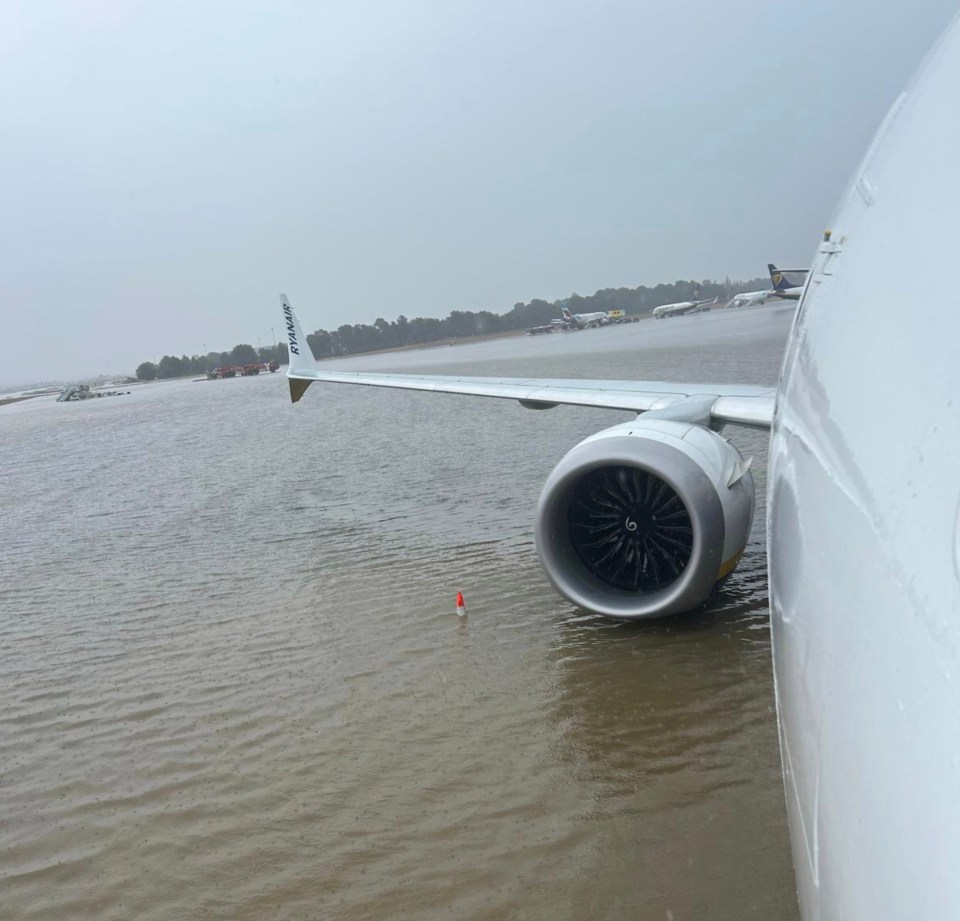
[535,418,754,621]
[567,465,694,593]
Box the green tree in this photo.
[446,310,476,337]
[136,361,158,381]
[257,344,286,364]
[158,355,184,378]
[306,330,333,359]
[374,318,394,348]
[231,343,257,364]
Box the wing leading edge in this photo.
[280,295,775,430]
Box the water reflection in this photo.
[548,599,797,919]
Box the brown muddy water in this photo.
[0,305,800,920]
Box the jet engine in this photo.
[534,417,755,621]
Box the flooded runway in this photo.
[0,305,799,920]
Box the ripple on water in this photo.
[0,314,798,920]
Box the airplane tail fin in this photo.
[280,293,317,403]
[767,263,791,291]
[561,306,573,319]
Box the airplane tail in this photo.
[280,293,317,403]
[561,306,573,319]
[767,263,792,291]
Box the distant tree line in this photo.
[135,342,287,382]
[135,276,769,380]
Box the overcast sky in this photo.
[2,0,956,384]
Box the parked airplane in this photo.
[560,305,609,329]
[767,263,809,299]
[727,262,813,308]
[651,290,720,318]
[281,15,960,919]
[724,289,768,308]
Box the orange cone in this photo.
[456,591,467,617]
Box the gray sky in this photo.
[2,0,956,384]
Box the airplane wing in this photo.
[281,296,775,430]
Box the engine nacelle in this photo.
[534,418,755,621]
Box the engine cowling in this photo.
[534,418,755,621]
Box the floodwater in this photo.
[0,305,800,920]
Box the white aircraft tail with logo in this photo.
[280,293,317,402]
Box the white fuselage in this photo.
[566,311,609,328]
[769,285,804,300]
[726,290,768,308]
[652,300,710,319]
[769,16,960,919]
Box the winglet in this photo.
[280,293,316,403]
[289,378,313,403]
